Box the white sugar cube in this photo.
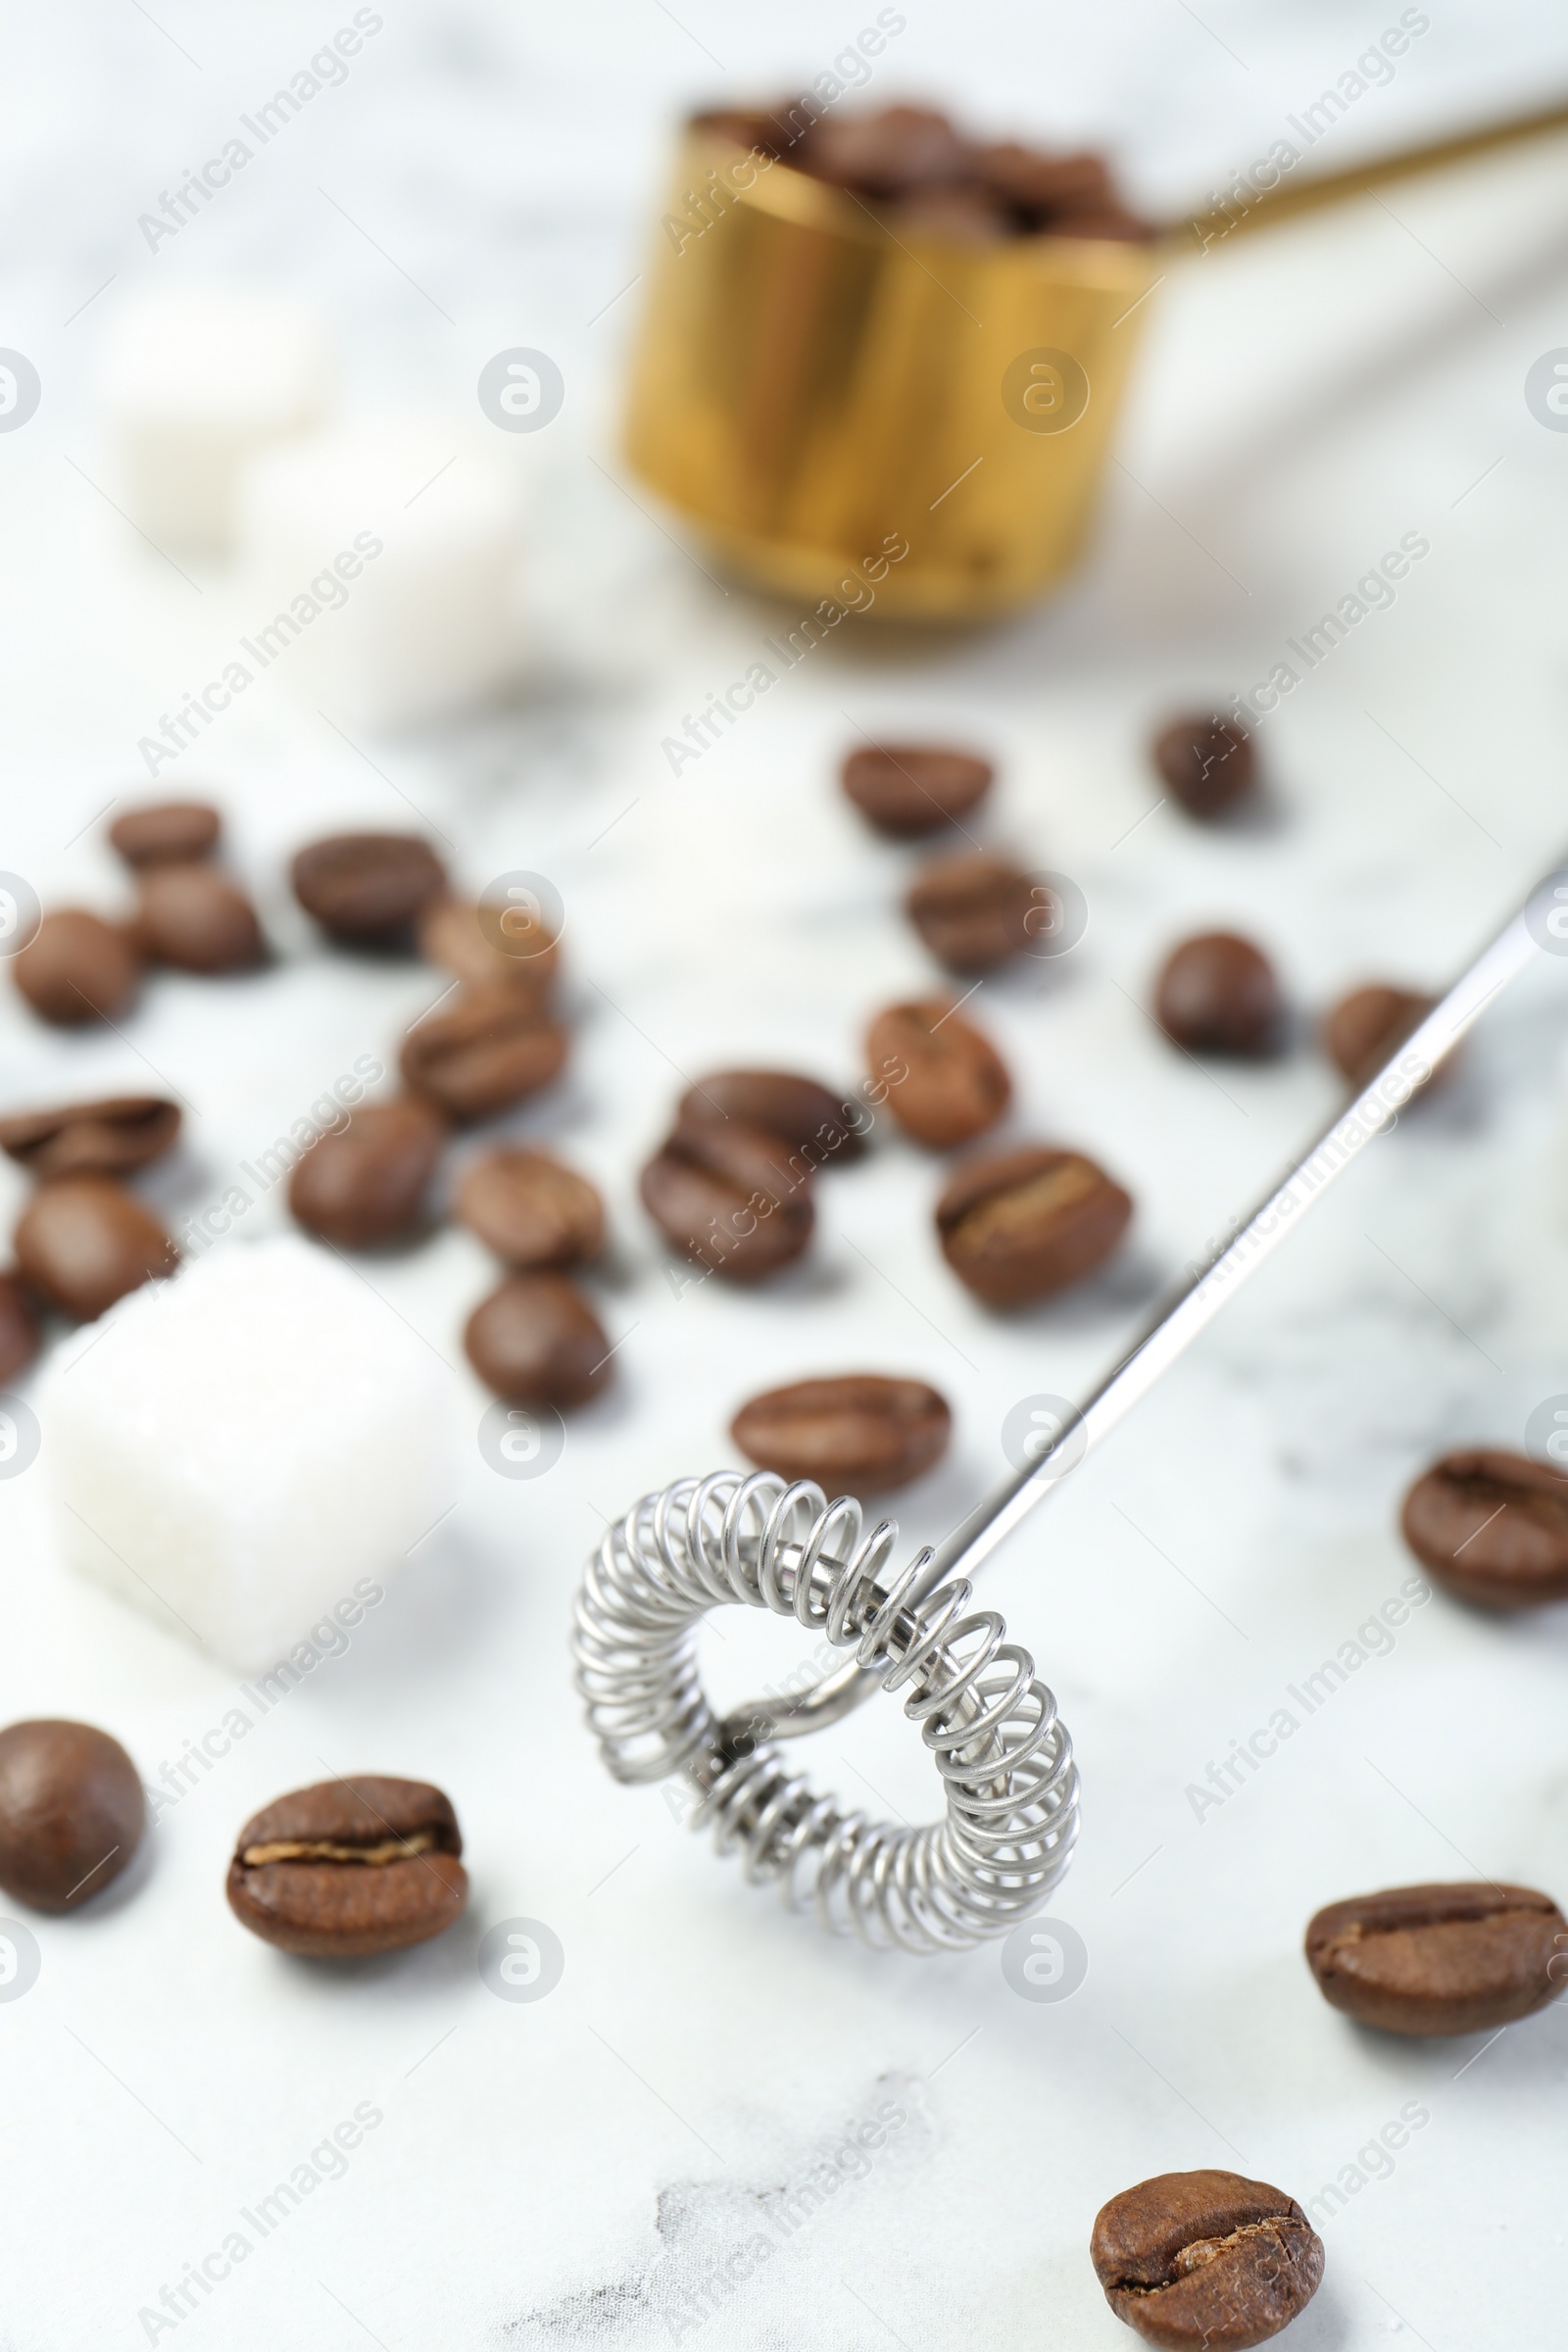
[100,287,330,551]
[236,416,529,726]
[42,1236,451,1673]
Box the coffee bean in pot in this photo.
[937,1147,1131,1307]
[1399,1447,1568,1607]
[287,1098,446,1249]
[0,1720,145,1912]
[1091,2170,1324,2350]
[108,800,220,867]
[1304,1881,1567,2035]
[465,1273,611,1407]
[400,986,567,1123]
[291,833,446,948]
[0,1273,38,1385]
[416,895,559,1000]
[798,105,970,197]
[226,1775,466,1958]
[0,1095,179,1179]
[12,910,141,1025]
[841,742,994,837]
[1151,714,1256,820]
[135,864,264,974]
[455,1150,604,1271]
[906,854,1036,975]
[1322,983,1436,1090]
[1154,933,1284,1057]
[640,1121,813,1282]
[731,1374,951,1494]
[866,999,1009,1148]
[677,1069,863,1165]
[14,1177,177,1318]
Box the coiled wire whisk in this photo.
[571,1470,1079,1954]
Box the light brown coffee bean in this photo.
[226,1776,466,1959]
[866,999,1009,1148]
[1305,1882,1567,2036]
[399,986,567,1123]
[291,833,447,947]
[677,1070,864,1166]
[937,1146,1131,1307]
[454,1150,604,1270]
[13,910,141,1026]
[108,800,220,867]
[288,1098,446,1249]
[731,1374,951,1493]
[799,104,970,196]
[416,896,560,999]
[640,1121,813,1282]
[841,743,994,836]
[1322,984,1436,1090]
[0,1096,179,1179]
[906,854,1036,975]
[1400,1447,1568,1607]
[14,1177,177,1319]
[0,1274,38,1385]
[135,864,264,974]
[1152,714,1256,820]
[0,1720,145,1912]
[1155,933,1284,1057]
[1091,2170,1324,2350]
[465,1274,611,1406]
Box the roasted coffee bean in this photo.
[1305,1881,1567,2036]
[1091,2170,1324,2350]
[1400,1447,1568,1607]
[135,864,264,974]
[0,1273,38,1385]
[226,1775,466,1959]
[906,854,1036,975]
[466,1273,611,1407]
[677,1070,863,1165]
[416,896,559,999]
[799,104,970,196]
[937,1146,1131,1307]
[0,1720,145,1912]
[14,1177,177,1319]
[12,909,141,1026]
[731,1374,951,1494]
[866,999,1009,1148]
[976,143,1114,217]
[399,986,567,1124]
[0,1095,179,1179]
[841,742,994,837]
[890,185,1011,240]
[288,1098,446,1249]
[291,832,447,947]
[108,800,220,867]
[641,1121,813,1282]
[1322,983,1436,1090]
[690,108,786,160]
[455,1149,604,1270]
[1155,934,1284,1057]
[1152,714,1256,819]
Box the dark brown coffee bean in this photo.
[641,1121,813,1282]
[108,800,220,867]
[799,105,970,196]
[906,854,1035,975]
[0,1274,38,1385]
[465,1274,611,1406]
[135,864,264,974]
[0,1096,179,1179]
[416,896,559,999]
[976,144,1114,220]
[1155,934,1284,1057]
[291,832,446,947]
[288,1098,446,1249]
[841,742,994,837]
[731,1374,951,1494]
[12,909,141,1026]
[890,185,1011,240]
[399,986,567,1124]
[1152,715,1256,819]
[937,1146,1131,1307]
[226,1775,466,1959]
[1305,1881,1567,2036]
[1322,983,1436,1090]
[14,1177,177,1319]
[866,999,1009,1148]
[1400,1447,1568,1607]
[0,1720,145,1912]
[1091,2170,1324,2350]
[677,1070,864,1166]
[455,1150,604,1270]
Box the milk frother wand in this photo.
[572,863,1562,1953]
